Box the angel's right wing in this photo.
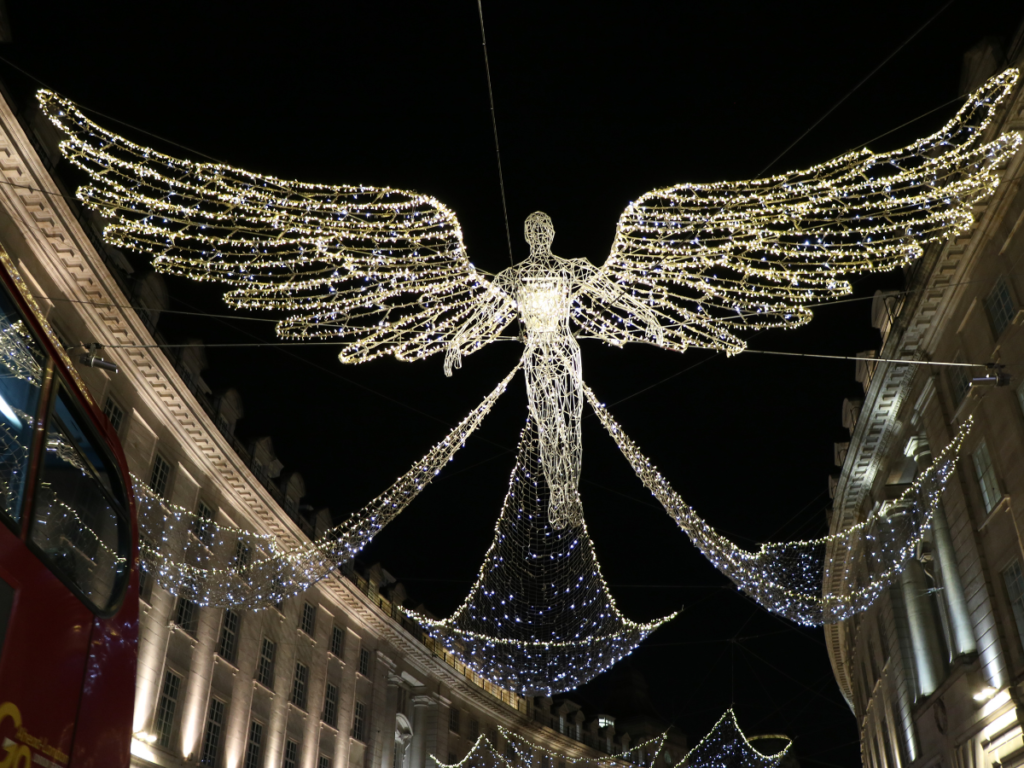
[575,69,1022,355]
[38,91,517,365]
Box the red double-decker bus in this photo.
[0,248,138,768]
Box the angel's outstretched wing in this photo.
[575,69,1022,354]
[38,92,517,364]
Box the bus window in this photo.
[30,385,129,613]
[0,285,45,528]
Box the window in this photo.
[449,707,460,735]
[358,647,371,676]
[986,275,1016,338]
[505,740,516,762]
[352,701,368,742]
[323,682,339,727]
[542,756,551,768]
[30,385,129,612]
[154,670,181,748]
[0,288,45,530]
[973,440,1001,513]
[290,662,309,710]
[193,501,214,544]
[300,602,316,636]
[396,686,407,715]
[139,565,155,604]
[558,715,565,734]
[151,454,171,496]
[216,412,231,436]
[468,719,479,741]
[218,609,240,663]
[283,741,299,768]
[234,541,252,569]
[199,698,226,766]
[103,397,124,433]
[330,626,344,657]
[174,597,198,636]
[251,457,267,485]
[950,353,971,405]
[243,721,263,768]
[256,637,276,688]
[319,757,332,768]
[1019,379,1024,416]
[1005,560,1024,652]
[448,753,457,765]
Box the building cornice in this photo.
[822,76,1024,705]
[0,92,310,551]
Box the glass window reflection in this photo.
[0,285,45,527]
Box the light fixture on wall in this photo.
[77,342,119,373]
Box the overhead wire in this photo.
[756,0,958,176]
[476,1,515,267]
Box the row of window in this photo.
[949,274,1019,407]
[167,594,355,665]
[155,667,369,767]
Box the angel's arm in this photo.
[444,277,516,376]
[574,264,665,347]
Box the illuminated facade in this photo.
[0,84,683,768]
[825,31,1024,768]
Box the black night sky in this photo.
[5,2,1024,765]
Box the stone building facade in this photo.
[0,80,688,768]
[825,31,1024,768]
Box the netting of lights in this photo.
[134,365,519,609]
[37,69,1021,533]
[406,417,677,695]
[682,710,791,768]
[584,383,971,626]
[431,728,670,768]
[429,712,788,768]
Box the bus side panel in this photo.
[69,406,140,768]
[69,575,139,767]
[0,531,92,766]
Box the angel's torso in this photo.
[497,254,590,342]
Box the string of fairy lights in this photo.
[681,710,790,768]
[432,729,670,768]
[131,364,520,609]
[429,712,789,768]
[584,382,971,626]
[406,417,677,695]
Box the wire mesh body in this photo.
[406,417,677,696]
[584,383,970,626]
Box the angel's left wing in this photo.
[574,69,1022,354]
[38,92,516,365]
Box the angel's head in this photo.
[524,211,555,253]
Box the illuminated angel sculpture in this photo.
[36,71,1021,626]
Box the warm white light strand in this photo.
[584,381,970,626]
[133,364,520,608]
[679,710,790,768]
